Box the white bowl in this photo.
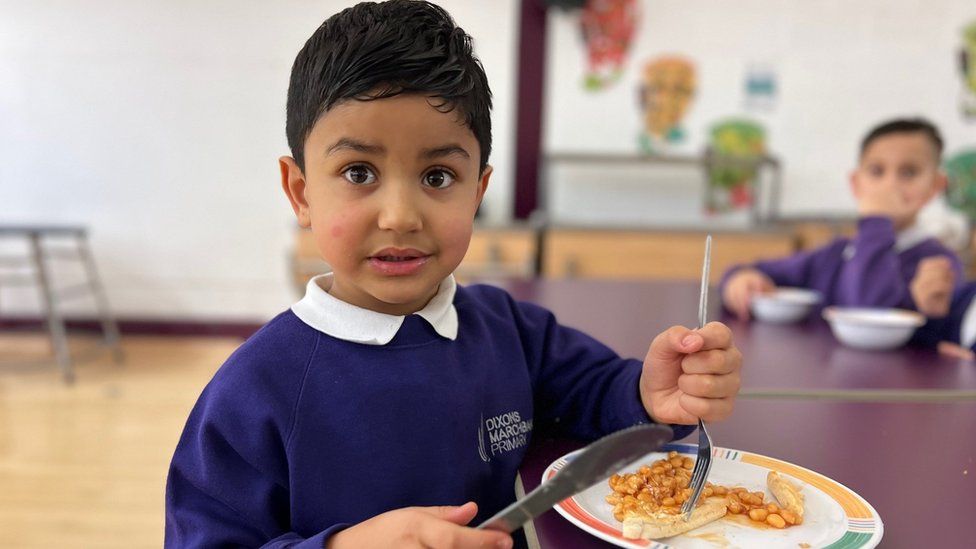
[822,307,925,350]
[751,287,822,323]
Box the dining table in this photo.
[482,277,976,548]
[497,278,976,397]
[519,399,976,548]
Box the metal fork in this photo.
[681,235,714,520]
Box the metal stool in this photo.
[0,225,123,382]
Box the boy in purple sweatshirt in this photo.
[722,118,961,320]
[164,2,743,548]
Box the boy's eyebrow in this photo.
[421,144,470,160]
[324,140,470,161]
[326,138,385,156]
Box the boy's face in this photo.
[850,132,946,229]
[280,94,491,315]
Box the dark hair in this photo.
[859,118,944,160]
[286,0,492,173]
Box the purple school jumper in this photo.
[165,283,692,548]
[911,282,976,349]
[721,217,962,312]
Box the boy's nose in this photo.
[376,185,423,234]
[875,173,898,187]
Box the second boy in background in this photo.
[722,118,962,319]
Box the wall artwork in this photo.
[579,0,640,91]
[744,62,778,112]
[961,19,976,120]
[946,150,976,218]
[637,56,696,151]
[705,119,767,214]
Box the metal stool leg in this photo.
[75,234,124,363]
[29,233,74,383]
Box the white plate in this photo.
[544,443,883,549]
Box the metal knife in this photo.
[478,423,673,533]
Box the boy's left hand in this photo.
[937,341,975,361]
[639,322,742,425]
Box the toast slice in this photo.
[621,499,728,539]
[767,471,805,517]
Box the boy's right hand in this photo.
[326,502,513,549]
[910,256,956,317]
[722,268,775,320]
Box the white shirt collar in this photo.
[895,221,931,252]
[843,220,933,260]
[290,273,458,345]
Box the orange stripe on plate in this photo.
[740,454,871,518]
[559,496,652,547]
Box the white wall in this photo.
[0,0,518,320]
[544,0,976,225]
[6,0,972,320]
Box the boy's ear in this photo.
[932,170,948,196]
[849,170,862,198]
[279,156,311,228]
[476,165,493,207]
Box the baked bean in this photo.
[748,508,768,521]
[766,513,786,528]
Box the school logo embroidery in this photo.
[479,410,533,462]
[478,414,491,463]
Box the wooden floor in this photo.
[0,333,242,548]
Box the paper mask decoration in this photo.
[579,0,640,91]
[946,150,976,219]
[705,119,767,213]
[638,56,696,151]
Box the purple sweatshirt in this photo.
[911,282,976,349]
[165,283,691,548]
[721,217,962,311]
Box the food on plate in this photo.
[607,451,804,539]
[622,500,727,539]
[768,470,805,518]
